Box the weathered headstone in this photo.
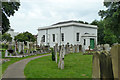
[110,44,120,79]
[55,43,58,63]
[97,45,101,51]
[100,44,104,50]
[70,44,73,53]
[104,44,110,51]
[58,45,65,69]
[92,52,100,78]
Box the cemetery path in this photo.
[2,54,51,78]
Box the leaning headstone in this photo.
[58,45,65,69]
[110,44,120,79]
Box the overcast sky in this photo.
[9,0,106,35]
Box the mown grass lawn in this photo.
[24,53,93,78]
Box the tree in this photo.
[104,28,117,45]
[91,20,105,44]
[1,0,20,34]
[14,31,36,43]
[98,2,120,43]
[2,33,12,42]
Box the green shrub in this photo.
[1,44,8,49]
[51,48,55,61]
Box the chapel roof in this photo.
[38,20,97,30]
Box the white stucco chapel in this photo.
[37,20,97,50]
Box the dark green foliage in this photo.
[2,33,12,42]
[78,20,84,23]
[51,48,55,61]
[84,22,89,24]
[1,1,20,34]
[91,20,105,44]
[104,28,117,45]
[14,31,36,42]
[1,43,8,49]
[98,2,120,43]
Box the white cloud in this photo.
[9,0,106,35]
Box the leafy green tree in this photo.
[91,20,105,44]
[98,2,120,43]
[14,31,36,43]
[2,33,12,42]
[1,0,20,34]
[104,28,117,45]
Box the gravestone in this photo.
[55,43,58,63]
[79,45,82,52]
[77,44,79,53]
[66,43,70,54]
[14,41,17,55]
[22,42,24,54]
[100,44,104,50]
[82,45,85,53]
[70,44,73,53]
[104,44,110,51]
[97,45,101,51]
[74,45,77,53]
[18,42,22,53]
[92,52,100,78]
[110,44,120,79]
[73,45,75,53]
[27,41,30,53]
[5,50,8,57]
[58,45,65,69]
